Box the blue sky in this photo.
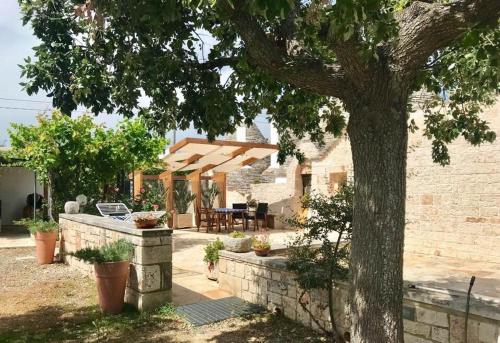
[0,0,269,146]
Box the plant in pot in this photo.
[223,231,253,253]
[203,238,224,281]
[201,183,219,209]
[70,239,134,314]
[247,199,258,212]
[16,219,58,265]
[173,181,196,229]
[252,232,272,257]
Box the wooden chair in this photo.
[244,203,268,231]
[196,207,215,232]
[231,203,247,229]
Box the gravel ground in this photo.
[0,247,327,343]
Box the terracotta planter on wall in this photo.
[34,231,57,265]
[94,261,130,314]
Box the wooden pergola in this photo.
[133,138,278,225]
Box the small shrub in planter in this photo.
[223,231,252,253]
[203,238,224,280]
[16,219,58,265]
[252,232,271,257]
[70,239,134,314]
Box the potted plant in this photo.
[173,181,196,228]
[247,199,258,212]
[203,238,224,280]
[70,239,134,314]
[16,219,58,265]
[252,232,271,257]
[201,183,220,209]
[222,231,253,253]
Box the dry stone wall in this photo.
[219,250,500,343]
[59,214,172,311]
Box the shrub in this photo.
[70,239,134,264]
[229,231,246,238]
[173,181,196,214]
[286,183,353,342]
[203,238,224,264]
[15,218,58,234]
[252,232,271,249]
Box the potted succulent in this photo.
[252,232,271,257]
[222,231,253,253]
[16,219,58,265]
[70,239,134,314]
[203,238,224,281]
[173,181,196,228]
[201,183,220,209]
[247,199,258,212]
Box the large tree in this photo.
[18,0,499,341]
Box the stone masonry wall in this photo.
[219,250,500,343]
[296,99,500,263]
[59,214,172,311]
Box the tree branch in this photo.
[395,0,500,72]
[195,57,239,70]
[218,0,346,98]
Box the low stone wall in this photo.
[59,214,172,311]
[219,250,500,343]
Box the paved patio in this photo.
[1,225,498,304]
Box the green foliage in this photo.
[71,239,134,264]
[8,111,166,217]
[134,181,168,212]
[173,181,196,214]
[286,183,353,337]
[201,182,220,209]
[203,238,225,264]
[14,218,58,234]
[229,231,246,238]
[17,1,498,166]
[252,233,271,249]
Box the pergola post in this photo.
[188,171,202,211]
[133,170,143,198]
[213,172,226,208]
[159,171,174,228]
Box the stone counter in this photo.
[59,214,172,311]
[219,250,500,343]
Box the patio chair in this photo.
[244,202,268,231]
[195,206,215,233]
[96,203,132,221]
[231,203,247,227]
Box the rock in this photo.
[64,201,80,214]
[75,195,87,213]
[223,236,252,253]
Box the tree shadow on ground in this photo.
[0,303,186,343]
[208,314,328,343]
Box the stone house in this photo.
[226,98,500,264]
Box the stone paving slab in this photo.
[176,296,265,326]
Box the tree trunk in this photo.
[347,104,408,343]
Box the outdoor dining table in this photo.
[213,208,249,232]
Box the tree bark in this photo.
[346,103,408,343]
[47,172,54,221]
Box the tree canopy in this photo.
[19,0,498,163]
[9,111,166,215]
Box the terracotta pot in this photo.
[134,218,158,229]
[94,261,130,315]
[34,231,57,265]
[206,261,219,281]
[254,247,271,257]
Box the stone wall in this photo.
[288,99,500,263]
[219,250,500,343]
[59,214,172,311]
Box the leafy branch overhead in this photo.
[18,0,499,165]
